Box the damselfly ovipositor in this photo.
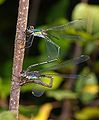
[25,19,86,60]
[20,55,89,97]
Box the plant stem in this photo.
[60,43,82,120]
[9,0,29,119]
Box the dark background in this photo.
[0,0,99,120]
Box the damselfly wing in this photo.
[20,55,89,97]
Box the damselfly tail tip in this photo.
[80,54,90,61]
[32,89,45,97]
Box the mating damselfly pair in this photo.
[20,19,89,97]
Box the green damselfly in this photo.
[25,19,86,60]
[20,55,89,97]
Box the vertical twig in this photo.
[9,0,29,119]
[60,43,82,120]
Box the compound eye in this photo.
[20,71,23,74]
[20,71,26,77]
[29,26,34,29]
[27,26,34,31]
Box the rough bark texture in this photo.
[9,0,29,119]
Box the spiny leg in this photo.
[40,74,54,88]
[33,79,53,88]
[25,35,34,48]
[21,75,54,88]
[20,79,52,88]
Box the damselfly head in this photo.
[26,26,34,36]
[20,70,27,78]
[28,26,34,30]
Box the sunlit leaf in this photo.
[19,105,39,118]
[75,107,99,120]
[41,71,63,89]
[84,42,96,54]
[75,67,98,103]
[0,111,16,120]
[0,78,10,100]
[81,73,98,103]
[83,85,99,94]
[72,3,99,33]
[19,114,30,120]
[0,0,6,5]
[47,90,78,100]
[33,103,53,120]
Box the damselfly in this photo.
[20,55,89,97]
[25,19,86,60]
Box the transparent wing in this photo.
[51,34,84,41]
[31,55,89,97]
[45,36,60,60]
[44,19,86,41]
[46,19,86,31]
[31,74,81,97]
[40,55,90,72]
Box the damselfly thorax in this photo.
[19,55,90,97]
[25,19,86,61]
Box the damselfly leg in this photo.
[25,19,86,61]
[20,55,89,97]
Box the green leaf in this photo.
[81,73,98,103]
[0,111,16,120]
[75,67,98,103]
[0,0,6,5]
[72,3,99,33]
[75,107,99,120]
[46,90,78,100]
[84,41,96,54]
[0,78,10,100]
[19,105,39,117]
[21,71,63,93]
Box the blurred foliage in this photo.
[19,103,53,120]
[46,90,78,101]
[19,105,39,117]
[0,0,99,120]
[33,103,53,120]
[47,0,70,23]
[75,107,99,120]
[0,111,16,120]
[0,0,6,5]
[72,3,99,33]
[75,68,98,103]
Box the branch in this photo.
[9,0,29,119]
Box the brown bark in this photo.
[9,0,29,119]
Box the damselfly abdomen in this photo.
[20,55,89,97]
